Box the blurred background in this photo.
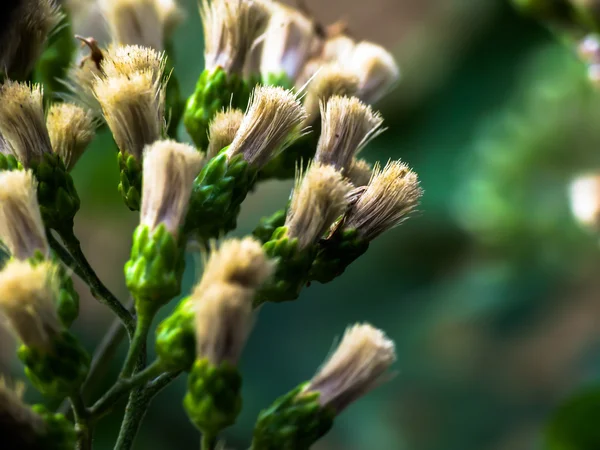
[5,0,600,449]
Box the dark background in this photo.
[5,0,600,449]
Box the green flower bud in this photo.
[251,384,335,450]
[0,153,21,172]
[31,404,77,450]
[184,359,243,435]
[18,331,90,398]
[184,67,251,150]
[252,209,287,244]
[155,297,196,372]
[117,151,143,211]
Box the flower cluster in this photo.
[0,0,420,449]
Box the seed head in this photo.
[226,85,307,168]
[315,96,383,173]
[0,0,61,79]
[47,103,95,171]
[0,378,46,449]
[201,0,272,74]
[348,41,400,104]
[260,3,318,84]
[207,108,244,160]
[346,158,372,187]
[93,69,166,160]
[303,65,359,125]
[0,171,49,260]
[0,81,52,168]
[102,44,167,85]
[0,260,62,350]
[343,160,422,241]
[140,140,204,236]
[286,163,353,250]
[304,323,396,413]
[200,237,275,291]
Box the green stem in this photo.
[70,393,92,450]
[56,228,135,335]
[120,307,154,378]
[90,361,164,420]
[47,231,86,280]
[113,371,181,450]
[201,434,217,450]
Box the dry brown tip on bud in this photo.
[93,70,166,160]
[207,108,245,159]
[0,81,52,167]
[343,160,422,241]
[303,64,359,125]
[100,0,180,51]
[0,377,46,450]
[192,282,254,366]
[348,41,400,104]
[304,323,396,413]
[569,174,600,230]
[140,140,204,236]
[226,85,307,168]
[0,260,62,350]
[0,0,61,79]
[315,95,384,173]
[260,3,319,83]
[199,237,275,292]
[286,162,353,250]
[47,103,95,171]
[346,158,372,187]
[201,0,272,74]
[0,171,49,260]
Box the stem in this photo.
[113,372,181,450]
[120,308,154,378]
[90,361,164,420]
[47,231,86,280]
[55,228,135,335]
[201,434,217,450]
[70,393,92,450]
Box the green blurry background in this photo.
[7,0,600,449]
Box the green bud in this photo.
[0,153,21,172]
[155,297,196,372]
[252,209,287,244]
[309,228,370,284]
[29,153,80,232]
[254,226,316,306]
[117,151,143,211]
[184,67,251,150]
[184,358,243,435]
[261,72,295,90]
[251,383,335,450]
[184,152,255,241]
[18,331,90,398]
[32,405,77,450]
[124,223,185,311]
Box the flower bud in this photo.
[0,171,49,260]
[201,0,271,75]
[315,95,383,173]
[225,85,307,168]
[303,64,359,125]
[0,260,61,350]
[140,140,204,237]
[100,0,181,51]
[0,82,52,168]
[260,3,319,86]
[348,41,400,104]
[304,323,396,413]
[0,0,60,79]
[285,163,353,250]
[342,160,421,241]
[346,158,373,187]
[207,108,244,159]
[47,103,95,171]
